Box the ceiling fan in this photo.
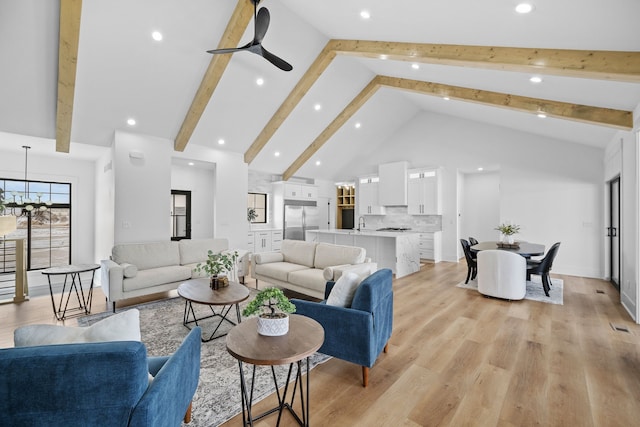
[207,0,293,71]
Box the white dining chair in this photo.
[477,249,526,300]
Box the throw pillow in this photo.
[121,263,138,278]
[326,272,362,308]
[14,309,141,347]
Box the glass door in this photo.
[171,190,191,241]
[608,177,620,290]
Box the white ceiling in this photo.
[1,0,639,181]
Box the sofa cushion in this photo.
[113,241,181,271]
[179,238,228,266]
[14,309,141,347]
[326,272,362,308]
[254,262,308,282]
[314,243,366,269]
[123,266,192,292]
[281,240,317,268]
[287,268,329,295]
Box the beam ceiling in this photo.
[244,40,640,178]
[56,0,82,153]
[282,75,633,180]
[174,0,255,152]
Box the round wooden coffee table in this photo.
[226,315,324,426]
[177,278,250,342]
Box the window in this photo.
[248,193,267,224]
[0,178,71,272]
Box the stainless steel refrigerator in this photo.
[284,201,320,240]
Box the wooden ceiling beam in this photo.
[56,0,83,153]
[329,40,640,83]
[243,42,337,164]
[377,75,633,130]
[174,0,254,152]
[282,77,382,181]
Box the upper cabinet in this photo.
[378,161,408,206]
[358,176,386,215]
[280,182,318,200]
[408,168,441,215]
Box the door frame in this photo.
[608,176,621,290]
[171,190,191,241]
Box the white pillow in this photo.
[121,263,138,278]
[14,309,141,347]
[326,272,362,308]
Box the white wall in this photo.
[334,112,605,278]
[171,163,215,239]
[460,171,500,243]
[94,145,115,262]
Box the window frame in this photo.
[248,192,267,224]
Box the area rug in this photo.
[78,295,330,427]
[456,276,563,305]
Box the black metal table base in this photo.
[238,358,311,427]
[182,300,241,342]
[46,272,95,321]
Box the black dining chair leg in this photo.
[471,266,477,280]
[542,274,550,297]
[465,267,472,284]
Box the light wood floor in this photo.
[2,261,639,426]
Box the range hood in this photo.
[378,161,408,206]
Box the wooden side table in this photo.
[226,315,324,426]
[178,278,250,342]
[41,264,99,320]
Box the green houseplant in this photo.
[242,287,296,336]
[495,223,520,244]
[247,208,258,223]
[194,250,239,289]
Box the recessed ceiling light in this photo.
[256,77,264,86]
[151,31,163,41]
[355,122,361,129]
[515,3,533,14]
[315,160,321,166]
[360,10,371,19]
[188,162,194,166]
[477,167,484,171]
[537,113,547,118]
[218,138,225,145]
[274,151,280,157]
[127,118,136,126]
[411,63,420,70]
[529,76,543,83]
[443,97,450,101]
[314,104,322,111]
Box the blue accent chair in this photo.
[0,327,201,426]
[292,268,393,387]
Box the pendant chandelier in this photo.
[9,146,52,214]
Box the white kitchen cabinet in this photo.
[247,231,255,253]
[418,232,442,262]
[408,168,441,215]
[378,161,408,206]
[283,183,318,200]
[250,229,283,253]
[358,176,386,215]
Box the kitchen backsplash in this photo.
[359,206,442,232]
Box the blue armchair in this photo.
[292,268,393,387]
[0,327,201,426]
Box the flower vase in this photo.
[507,235,515,244]
[499,233,505,243]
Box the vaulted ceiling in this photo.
[1,0,639,181]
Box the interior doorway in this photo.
[608,176,620,290]
[171,190,191,240]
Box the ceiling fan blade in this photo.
[254,7,270,44]
[260,46,293,71]
[207,47,244,54]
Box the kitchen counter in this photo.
[306,229,420,278]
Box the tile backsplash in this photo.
[359,206,442,232]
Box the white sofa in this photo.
[251,240,377,299]
[101,238,247,311]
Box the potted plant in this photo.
[247,208,257,223]
[495,223,521,244]
[242,287,296,336]
[194,250,239,290]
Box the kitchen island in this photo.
[306,229,420,278]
